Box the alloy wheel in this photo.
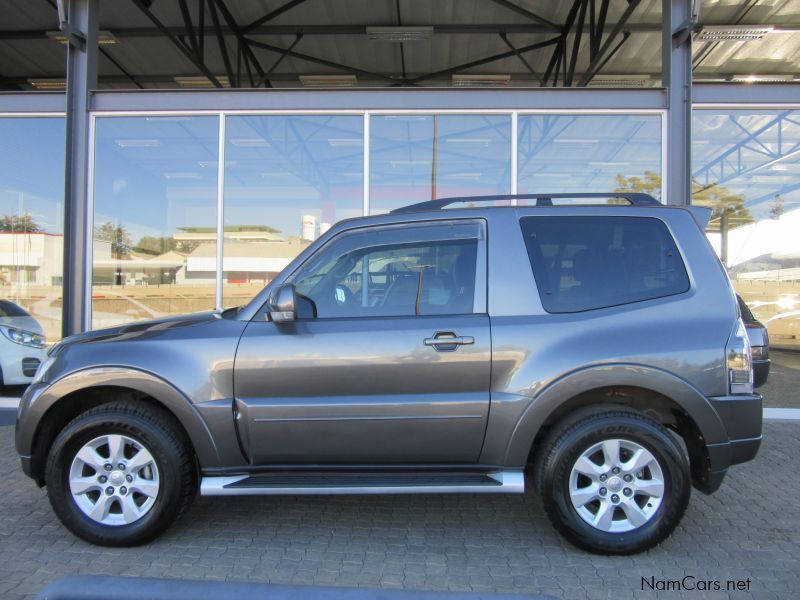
[68,434,160,526]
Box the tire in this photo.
[534,406,690,555]
[45,400,197,546]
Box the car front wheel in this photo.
[535,407,690,555]
[45,400,196,546]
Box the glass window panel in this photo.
[369,114,511,214]
[0,117,64,344]
[517,114,663,202]
[222,115,363,307]
[692,109,800,361]
[91,115,219,329]
[520,216,689,313]
[290,222,481,318]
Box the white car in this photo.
[0,299,47,385]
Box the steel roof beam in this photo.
[407,37,560,85]
[486,0,560,32]
[245,38,402,85]
[130,0,223,87]
[0,22,672,40]
[499,33,541,84]
[212,0,268,87]
[577,0,641,86]
[243,0,308,34]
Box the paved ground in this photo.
[0,421,797,600]
[761,350,800,408]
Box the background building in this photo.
[0,0,798,350]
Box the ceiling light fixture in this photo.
[366,26,433,42]
[327,138,363,147]
[174,75,230,88]
[230,138,270,147]
[299,75,357,87]
[115,139,160,148]
[27,78,66,90]
[451,74,510,87]
[729,74,796,83]
[587,75,650,88]
[47,30,118,45]
[695,25,774,41]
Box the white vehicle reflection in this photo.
[0,299,47,385]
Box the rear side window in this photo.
[520,216,690,313]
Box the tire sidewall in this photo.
[542,415,689,555]
[46,412,184,546]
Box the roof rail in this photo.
[390,192,660,214]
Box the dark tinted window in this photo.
[520,216,689,313]
[0,300,30,317]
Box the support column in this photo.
[662,0,697,206]
[61,0,98,337]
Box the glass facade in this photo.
[3,106,798,366]
[0,117,65,342]
[222,115,363,307]
[91,116,219,329]
[369,114,511,214]
[518,114,663,200]
[693,108,800,351]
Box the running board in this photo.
[200,470,525,496]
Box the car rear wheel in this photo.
[535,406,690,555]
[45,400,196,546]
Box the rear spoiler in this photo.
[687,206,712,230]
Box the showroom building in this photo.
[0,0,798,352]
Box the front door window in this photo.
[290,221,484,318]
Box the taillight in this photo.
[727,319,753,395]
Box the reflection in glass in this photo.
[291,222,481,318]
[91,116,219,329]
[517,114,662,202]
[693,109,800,351]
[369,114,511,214]
[0,117,65,342]
[222,115,363,307]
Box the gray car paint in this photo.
[16,205,760,490]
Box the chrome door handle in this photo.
[423,334,475,347]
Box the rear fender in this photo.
[501,364,730,467]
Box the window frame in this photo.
[285,218,488,321]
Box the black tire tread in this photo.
[45,399,197,546]
[534,405,690,555]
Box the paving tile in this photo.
[0,423,798,599]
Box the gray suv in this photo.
[15,193,762,555]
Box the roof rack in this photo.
[390,192,660,214]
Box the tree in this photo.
[613,171,661,199]
[0,214,41,232]
[691,180,753,230]
[134,235,178,256]
[613,170,753,230]
[94,222,133,259]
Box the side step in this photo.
[200,470,525,496]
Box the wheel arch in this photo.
[503,364,729,490]
[26,367,221,485]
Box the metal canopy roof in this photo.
[1,0,798,91]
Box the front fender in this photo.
[494,363,730,467]
[17,366,224,470]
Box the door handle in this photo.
[423,333,475,349]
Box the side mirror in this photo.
[267,283,297,323]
